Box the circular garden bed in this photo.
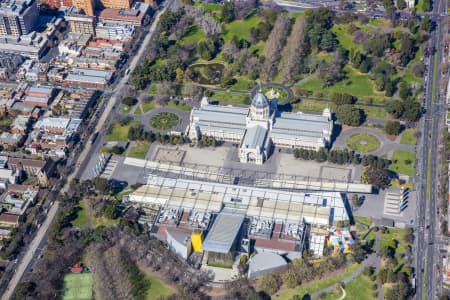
[261,86,290,102]
[150,112,179,130]
[346,133,380,153]
[185,63,225,85]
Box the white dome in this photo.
[252,92,269,109]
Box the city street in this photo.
[414,0,447,298]
[0,1,175,298]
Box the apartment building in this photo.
[0,0,38,37]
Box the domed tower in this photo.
[250,92,270,121]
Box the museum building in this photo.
[188,92,334,164]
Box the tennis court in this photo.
[63,273,93,300]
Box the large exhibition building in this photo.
[129,174,351,263]
[188,92,333,165]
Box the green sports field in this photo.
[63,273,93,300]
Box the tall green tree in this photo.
[385,121,401,135]
[334,104,364,126]
[221,2,235,23]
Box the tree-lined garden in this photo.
[131,3,430,126]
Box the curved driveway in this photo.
[119,107,190,133]
[333,127,415,158]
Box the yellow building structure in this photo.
[98,0,132,9]
[191,231,203,253]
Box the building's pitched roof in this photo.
[241,125,268,150]
[166,228,191,246]
[202,209,245,253]
[0,213,19,223]
[249,252,287,272]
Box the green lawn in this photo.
[181,24,207,44]
[380,228,409,254]
[71,200,88,228]
[293,99,329,113]
[135,101,155,115]
[343,274,377,300]
[331,24,362,51]
[379,227,412,275]
[150,112,179,130]
[207,261,233,268]
[223,16,263,42]
[362,228,376,244]
[273,263,360,300]
[63,273,93,300]
[358,105,387,119]
[400,129,417,145]
[100,145,127,156]
[231,77,252,90]
[402,49,423,86]
[390,179,414,190]
[128,142,150,159]
[354,216,372,227]
[91,215,119,228]
[297,65,387,101]
[209,90,250,105]
[368,19,389,27]
[346,133,381,154]
[121,104,133,114]
[291,11,305,18]
[148,84,157,95]
[195,2,222,12]
[248,41,265,56]
[416,0,424,11]
[105,120,139,142]
[166,102,192,111]
[71,199,119,229]
[115,187,133,200]
[319,274,377,300]
[146,276,174,300]
[389,150,416,176]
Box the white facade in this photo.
[166,229,192,260]
[189,92,333,164]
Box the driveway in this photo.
[119,107,190,134]
[333,127,415,158]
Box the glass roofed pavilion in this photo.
[188,92,333,165]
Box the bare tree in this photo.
[156,81,177,97]
[192,7,222,36]
[279,16,308,83]
[86,243,134,299]
[262,15,291,81]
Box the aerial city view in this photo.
[0,0,447,298]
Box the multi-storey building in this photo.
[44,0,73,9]
[64,6,95,35]
[0,0,38,37]
[99,7,145,26]
[71,0,94,16]
[95,21,134,41]
[98,0,132,9]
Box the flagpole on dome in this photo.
[257,79,262,93]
